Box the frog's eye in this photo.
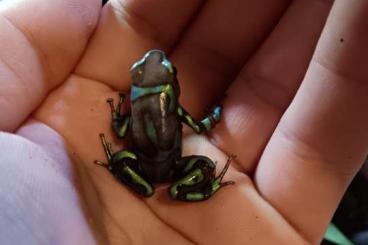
[161,59,174,74]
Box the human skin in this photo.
[0,0,367,244]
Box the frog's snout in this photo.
[130,49,175,87]
[144,50,166,65]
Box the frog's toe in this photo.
[169,155,235,201]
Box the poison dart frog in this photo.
[95,50,234,201]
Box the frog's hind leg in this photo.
[110,149,154,197]
[94,134,154,197]
[169,155,235,201]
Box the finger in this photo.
[210,0,332,172]
[170,0,291,114]
[75,0,204,89]
[255,1,368,242]
[0,0,100,131]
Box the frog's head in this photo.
[130,50,180,95]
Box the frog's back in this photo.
[130,93,181,183]
[129,50,182,183]
[131,93,180,156]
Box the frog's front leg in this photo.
[177,105,221,134]
[94,134,154,197]
[169,155,234,201]
[107,93,130,139]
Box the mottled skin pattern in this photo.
[95,50,234,201]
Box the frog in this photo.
[94,50,234,201]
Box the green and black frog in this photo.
[95,50,234,201]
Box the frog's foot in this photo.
[94,133,113,164]
[106,92,126,114]
[94,160,109,168]
[212,155,236,193]
[106,98,115,113]
[169,155,235,201]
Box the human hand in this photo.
[1,0,367,244]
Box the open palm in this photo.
[1,0,367,244]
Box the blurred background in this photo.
[323,160,368,245]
